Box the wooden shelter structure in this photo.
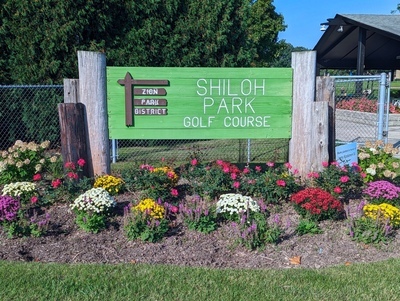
[314,14,400,77]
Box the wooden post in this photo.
[63,79,79,104]
[316,76,335,162]
[58,103,89,178]
[289,51,329,178]
[77,51,110,177]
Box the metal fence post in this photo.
[377,73,387,141]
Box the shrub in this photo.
[231,211,283,250]
[124,200,170,243]
[357,141,400,182]
[336,97,399,114]
[0,140,51,184]
[239,162,302,204]
[179,195,217,233]
[363,203,400,227]
[2,181,38,205]
[290,188,344,221]
[310,161,365,201]
[363,180,400,206]
[122,164,179,201]
[295,219,322,236]
[70,187,116,233]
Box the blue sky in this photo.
[274,0,399,49]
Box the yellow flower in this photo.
[133,198,165,219]
[363,203,400,227]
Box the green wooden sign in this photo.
[107,67,292,139]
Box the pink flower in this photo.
[67,172,78,180]
[276,179,286,187]
[33,173,42,181]
[331,161,339,166]
[361,172,367,178]
[322,161,329,168]
[243,167,250,174]
[293,169,299,175]
[170,205,178,214]
[191,158,198,166]
[333,187,342,194]
[307,172,320,178]
[51,178,62,188]
[233,181,240,189]
[266,161,274,167]
[216,160,223,166]
[255,166,262,172]
[230,173,237,180]
[167,171,175,179]
[340,176,350,183]
[223,167,230,173]
[64,162,76,170]
[285,162,292,169]
[31,196,38,204]
[171,188,179,197]
[77,158,86,167]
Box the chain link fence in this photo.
[0,85,289,165]
[0,85,63,150]
[334,75,390,145]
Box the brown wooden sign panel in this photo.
[133,88,167,96]
[134,108,168,115]
[134,99,167,106]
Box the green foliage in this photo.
[295,219,322,236]
[75,211,106,234]
[239,163,303,204]
[357,141,400,183]
[232,211,283,250]
[124,209,169,243]
[349,216,394,245]
[310,162,365,201]
[179,196,218,233]
[0,0,285,84]
[0,140,51,184]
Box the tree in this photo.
[0,0,285,84]
[269,41,308,67]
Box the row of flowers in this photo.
[1,139,400,249]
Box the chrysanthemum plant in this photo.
[123,198,173,242]
[363,180,400,207]
[70,187,116,233]
[94,174,124,196]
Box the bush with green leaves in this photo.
[216,193,260,222]
[295,219,322,236]
[357,141,400,183]
[239,162,302,204]
[362,180,400,206]
[178,195,217,234]
[70,188,116,233]
[309,161,365,201]
[0,140,51,184]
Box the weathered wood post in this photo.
[77,51,110,177]
[289,51,329,178]
[57,103,89,178]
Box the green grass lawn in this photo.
[1,259,400,300]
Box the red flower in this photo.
[255,166,262,172]
[233,181,240,189]
[67,172,78,179]
[171,188,179,197]
[31,196,38,204]
[33,173,42,181]
[333,187,342,194]
[266,161,275,167]
[340,176,350,183]
[170,205,179,214]
[77,158,86,167]
[64,162,76,170]
[51,179,62,188]
[276,179,286,187]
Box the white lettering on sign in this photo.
[183,116,269,128]
[141,88,159,95]
[135,108,167,115]
[141,99,159,105]
[203,97,255,114]
[196,79,266,96]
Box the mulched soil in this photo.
[1,194,400,269]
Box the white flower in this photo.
[2,182,37,197]
[70,187,116,214]
[216,193,259,215]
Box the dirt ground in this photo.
[1,194,400,269]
